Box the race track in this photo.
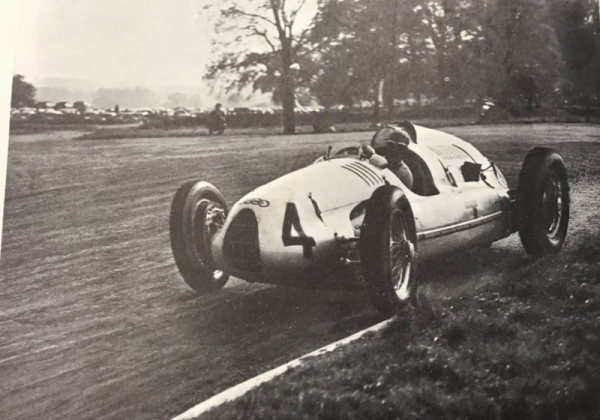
[1,125,597,420]
[0,130,386,420]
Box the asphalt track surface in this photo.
[2,125,596,420]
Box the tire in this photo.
[517,147,570,257]
[170,180,230,293]
[360,186,418,316]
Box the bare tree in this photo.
[205,0,317,134]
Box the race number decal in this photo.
[282,203,316,258]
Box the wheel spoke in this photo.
[544,174,563,239]
[391,260,404,286]
[190,199,228,283]
[397,264,411,299]
[389,209,415,297]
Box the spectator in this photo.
[208,103,227,135]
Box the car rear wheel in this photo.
[360,186,418,316]
[517,147,570,257]
[170,180,230,293]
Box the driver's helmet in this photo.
[371,126,411,156]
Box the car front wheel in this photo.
[170,180,230,293]
[360,186,418,316]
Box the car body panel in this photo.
[211,124,514,288]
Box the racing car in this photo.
[169,121,569,315]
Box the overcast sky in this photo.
[13,0,214,88]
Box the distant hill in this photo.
[35,77,101,91]
[33,77,275,109]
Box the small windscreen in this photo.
[331,144,360,157]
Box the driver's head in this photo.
[387,130,410,146]
[372,127,411,155]
[384,140,408,165]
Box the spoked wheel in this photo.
[360,186,418,316]
[389,211,416,301]
[543,172,565,245]
[170,180,230,293]
[517,147,570,257]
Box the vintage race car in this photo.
[169,121,569,315]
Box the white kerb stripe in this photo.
[171,319,392,420]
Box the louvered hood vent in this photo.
[340,161,384,186]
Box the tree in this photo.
[477,0,563,110]
[308,0,481,120]
[11,74,36,108]
[403,1,485,103]
[205,0,317,134]
[548,0,600,107]
[307,0,409,122]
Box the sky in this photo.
[11,0,318,91]
[0,0,318,233]
[13,0,214,89]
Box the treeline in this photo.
[207,0,600,132]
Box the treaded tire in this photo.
[170,180,230,293]
[517,147,570,257]
[360,186,418,316]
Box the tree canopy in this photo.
[11,75,36,108]
[204,0,318,134]
[205,0,600,130]
[548,0,600,106]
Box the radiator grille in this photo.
[223,209,261,272]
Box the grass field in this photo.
[74,118,475,141]
[191,124,600,420]
[1,123,599,420]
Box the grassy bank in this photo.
[201,216,600,420]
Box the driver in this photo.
[384,140,414,190]
[362,129,414,190]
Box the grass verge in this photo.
[199,224,600,420]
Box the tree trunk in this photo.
[431,34,449,102]
[438,59,449,101]
[385,78,395,121]
[386,0,399,120]
[281,74,296,134]
[280,38,296,134]
[371,78,381,126]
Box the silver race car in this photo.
[169,121,569,315]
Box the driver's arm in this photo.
[361,144,388,169]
